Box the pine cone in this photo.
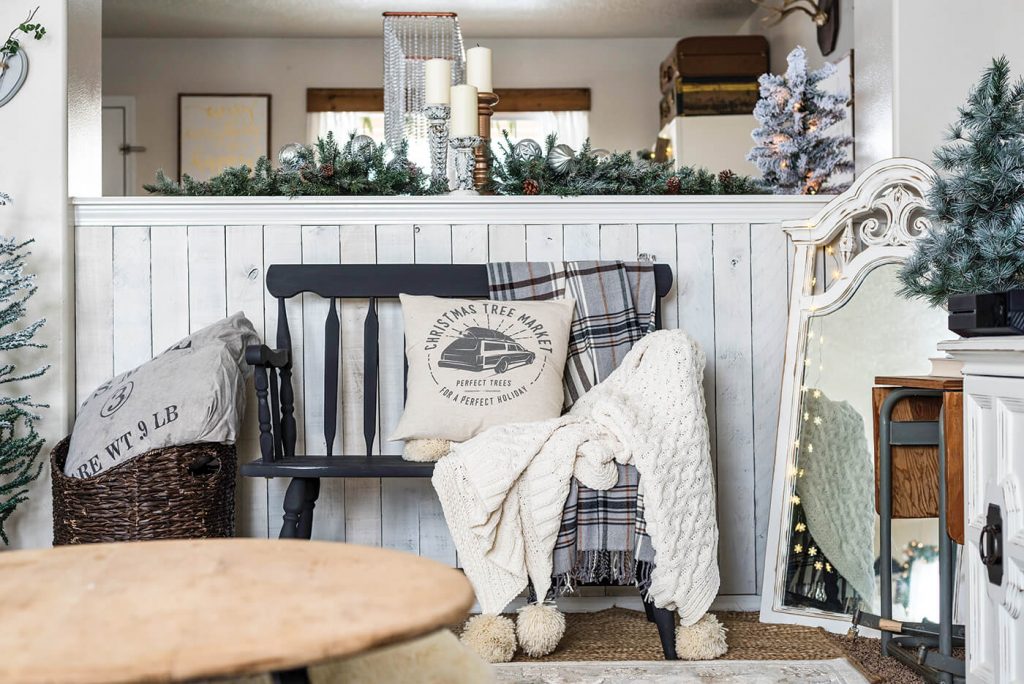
[523,178,540,195]
[666,175,681,195]
[718,169,737,186]
[319,163,335,179]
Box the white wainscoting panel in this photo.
[72,196,827,602]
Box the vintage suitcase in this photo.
[659,35,769,90]
[660,81,760,127]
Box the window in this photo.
[484,341,505,352]
[307,88,590,169]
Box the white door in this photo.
[102,96,137,196]
[963,375,1024,682]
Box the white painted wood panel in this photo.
[73,197,830,601]
[75,226,113,409]
[111,226,152,374]
[711,223,756,596]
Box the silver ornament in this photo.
[547,144,577,174]
[351,134,376,159]
[513,139,543,160]
[592,148,611,161]
[277,143,305,172]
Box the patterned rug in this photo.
[494,658,868,683]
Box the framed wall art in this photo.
[178,93,271,181]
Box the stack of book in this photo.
[659,36,769,129]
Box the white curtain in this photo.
[540,111,589,149]
[307,112,372,144]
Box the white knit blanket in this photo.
[432,330,719,626]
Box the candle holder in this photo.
[422,103,451,186]
[475,92,500,192]
[450,135,482,195]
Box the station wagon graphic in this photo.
[438,327,536,374]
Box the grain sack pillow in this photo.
[65,312,259,479]
[390,295,574,443]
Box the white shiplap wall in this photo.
[73,195,829,606]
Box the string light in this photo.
[790,495,801,505]
[808,546,818,557]
[794,544,803,553]
[795,522,807,533]
[813,416,823,425]
[814,561,823,571]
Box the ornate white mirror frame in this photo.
[759,157,939,632]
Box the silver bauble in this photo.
[277,143,305,172]
[546,144,577,174]
[592,148,611,161]
[351,134,376,159]
[513,139,543,161]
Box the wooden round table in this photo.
[0,538,474,683]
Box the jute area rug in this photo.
[494,659,867,683]
[496,608,925,683]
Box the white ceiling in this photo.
[102,0,759,39]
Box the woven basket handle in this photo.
[188,453,222,476]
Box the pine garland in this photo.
[489,132,764,196]
[0,237,48,544]
[145,133,444,197]
[900,57,1024,306]
[748,46,853,195]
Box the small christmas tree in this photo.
[899,57,1024,306]
[0,237,48,544]
[748,46,853,195]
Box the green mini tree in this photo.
[0,237,48,544]
[900,57,1024,306]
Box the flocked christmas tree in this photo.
[0,237,48,544]
[899,57,1024,306]
[748,46,853,195]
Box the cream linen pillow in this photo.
[390,294,574,443]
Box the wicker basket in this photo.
[51,437,236,545]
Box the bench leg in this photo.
[296,478,321,540]
[279,478,310,539]
[643,597,678,660]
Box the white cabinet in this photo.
[942,338,1024,683]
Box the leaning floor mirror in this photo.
[760,158,953,632]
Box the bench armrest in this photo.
[246,344,290,368]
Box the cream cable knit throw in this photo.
[432,330,719,626]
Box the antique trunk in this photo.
[659,35,770,90]
[660,81,761,126]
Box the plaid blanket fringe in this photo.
[487,260,657,594]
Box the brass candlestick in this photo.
[474,91,500,192]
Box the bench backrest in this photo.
[263,263,673,460]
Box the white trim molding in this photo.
[71,194,831,227]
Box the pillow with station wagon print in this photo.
[391,294,575,444]
[65,313,259,479]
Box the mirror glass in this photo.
[782,263,949,623]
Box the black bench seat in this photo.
[240,454,433,479]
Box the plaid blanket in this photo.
[487,260,657,593]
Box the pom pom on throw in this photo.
[675,612,728,660]
[460,614,517,663]
[516,602,565,657]
[403,438,451,462]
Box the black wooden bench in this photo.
[242,262,680,658]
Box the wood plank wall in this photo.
[75,212,814,604]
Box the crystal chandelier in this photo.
[383,12,466,150]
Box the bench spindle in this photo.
[254,365,274,463]
[269,367,282,459]
[323,297,341,456]
[363,298,379,457]
[276,297,298,458]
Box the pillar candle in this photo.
[424,59,451,105]
[450,84,479,137]
[466,46,492,93]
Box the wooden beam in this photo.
[493,88,590,112]
[307,87,590,113]
[307,88,384,113]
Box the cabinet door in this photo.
[963,375,1024,683]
